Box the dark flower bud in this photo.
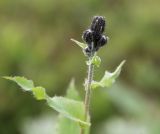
[82,16,108,56]
[95,45,100,51]
[91,32,102,50]
[92,31,101,43]
[90,16,105,34]
[98,35,107,47]
[82,29,93,44]
[83,47,92,57]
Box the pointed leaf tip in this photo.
[66,79,81,101]
[91,60,126,89]
[112,60,126,79]
[4,76,48,100]
[71,38,87,49]
[4,76,34,91]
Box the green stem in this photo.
[84,60,94,120]
[81,57,94,134]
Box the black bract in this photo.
[82,16,108,57]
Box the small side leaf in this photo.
[47,96,89,126]
[71,38,87,49]
[91,55,101,67]
[91,60,126,89]
[32,87,47,100]
[86,55,101,68]
[4,76,34,91]
[91,81,103,89]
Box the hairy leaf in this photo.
[5,76,89,130]
[4,76,47,100]
[47,96,89,126]
[4,76,34,91]
[91,60,126,89]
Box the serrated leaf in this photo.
[66,79,81,101]
[4,76,90,131]
[101,60,126,86]
[71,38,87,49]
[4,76,47,101]
[32,87,47,100]
[47,96,89,126]
[91,60,126,89]
[4,76,34,91]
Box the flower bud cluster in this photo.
[82,16,108,56]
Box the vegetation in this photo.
[4,16,125,134]
[0,0,160,134]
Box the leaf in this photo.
[71,38,87,49]
[66,79,81,101]
[32,87,46,100]
[46,96,89,126]
[4,76,34,91]
[4,76,89,127]
[58,115,81,134]
[4,76,47,100]
[91,60,126,89]
[58,115,89,134]
[91,81,103,89]
[86,55,101,68]
[91,55,101,67]
[57,79,86,134]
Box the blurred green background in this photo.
[0,0,160,134]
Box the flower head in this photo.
[82,16,108,57]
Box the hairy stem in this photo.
[81,56,94,134]
[84,60,94,120]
